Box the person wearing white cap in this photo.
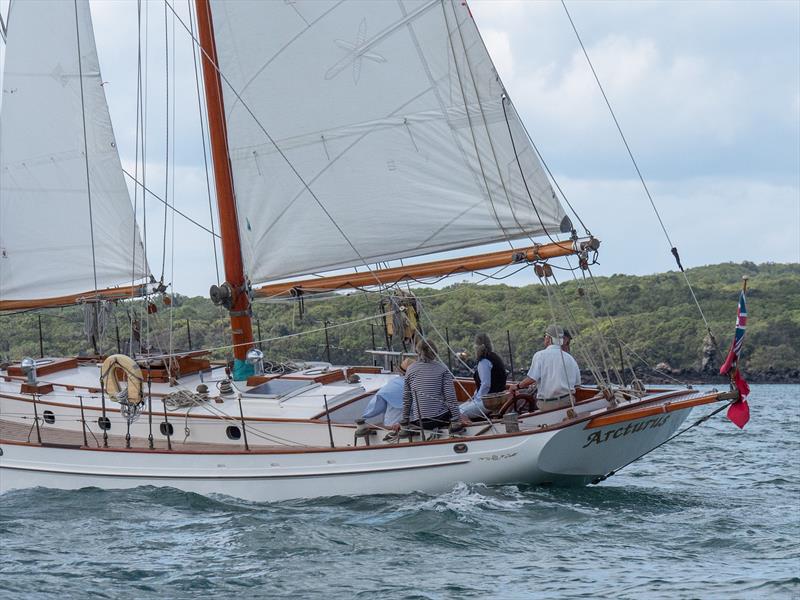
[508,324,581,410]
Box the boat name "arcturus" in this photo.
[583,415,671,448]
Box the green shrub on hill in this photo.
[1,262,797,381]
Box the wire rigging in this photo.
[187,0,221,285]
[439,0,513,247]
[140,0,151,352]
[560,0,670,247]
[500,98,561,246]
[129,0,144,353]
[168,0,389,294]
[560,0,714,339]
[72,0,98,297]
[508,101,592,237]
[121,169,220,238]
[73,0,104,355]
[449,1,530,241]
[160,0,170,282]
[167,8,177,372]
[583,264,688,386]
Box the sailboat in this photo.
[0,0,743,501]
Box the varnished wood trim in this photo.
[254,239,596,297]
[348,366,382,375]
[584,390,718,428]
[7,357,78,377]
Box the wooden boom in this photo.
[254,237,600,298]
[0,284,149,312]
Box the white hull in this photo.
[0,405,695,501]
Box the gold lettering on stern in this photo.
[582,415,671,448]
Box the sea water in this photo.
[0,384,797,599]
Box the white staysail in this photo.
[0,0,148,304]
[209,0,572,284]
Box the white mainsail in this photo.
[210,0,572,284]
[0,0,148,304]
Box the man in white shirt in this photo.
[509,325,580,410]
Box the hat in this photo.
[399,357,416,373]
[544,324,564,342]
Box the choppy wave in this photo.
[1,384,798,599]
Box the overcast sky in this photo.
[2,0,798,297]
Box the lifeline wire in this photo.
[141,308,400,361]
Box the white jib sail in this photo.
[0,0,148,303]
[209,0,572,284]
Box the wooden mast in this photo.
[195,0,254,371]
[254,237,600,298]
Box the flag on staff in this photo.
[719,286,750,428]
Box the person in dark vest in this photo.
[562,329,573,354]
[460,333,507,418]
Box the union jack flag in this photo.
[720,290,747,374]
[720,288,750,428]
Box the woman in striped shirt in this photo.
[391,338,471,431]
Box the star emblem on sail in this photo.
[325,18,387,84]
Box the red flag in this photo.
[732,369,750,398]
[727,393,750,429]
